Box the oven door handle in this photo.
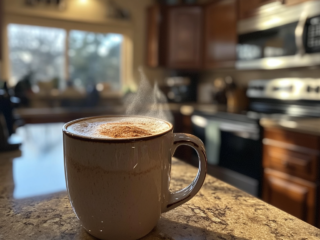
[219,123,260,140]
[295,10,308,56]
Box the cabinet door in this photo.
[284,0,311,5]
[204,0,237,68]
[238,0,261,19]
[0,0,3,61]
[238,0,283,19]
[263,169,317,225]
[259,0,282,4]
[263,144,319,182]
[166,6,203,69]
[146,5,163,67]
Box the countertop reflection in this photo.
[10,123,66,199]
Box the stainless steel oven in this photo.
[191,112,262,197]
[236,1,320,69]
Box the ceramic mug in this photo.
[63,116,207,240]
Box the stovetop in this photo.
[247,78,320,101]
[247,78,320,119]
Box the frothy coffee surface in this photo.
[67,117,171,139]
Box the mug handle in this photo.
[163,133,207,212]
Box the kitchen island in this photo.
[1,159,320,239]
[0,123,320,240]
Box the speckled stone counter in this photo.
[1,155,320,240]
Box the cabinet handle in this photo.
[282,159,296,170]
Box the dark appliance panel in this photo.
[192,113,262,197]
[304,15,320,53]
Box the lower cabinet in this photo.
[262,127,320,227]
[263,168,317,225]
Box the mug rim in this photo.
[62,115,173,142]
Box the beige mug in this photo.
[63,116,207,240]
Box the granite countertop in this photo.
[1,154,320,240]
[15,102,219,124]
[260,117,320,136]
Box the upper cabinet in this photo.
[166,6,203,69]
[0,0,3,62]
[204,0,237,68]
[259,0,280,3]
[146,5,165,68]
[238,0,261,20]
[284,0,312,5]
[146,1,237,70]
[238,0,313,20]
[237,0,313,20]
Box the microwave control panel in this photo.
[305,15,320,52]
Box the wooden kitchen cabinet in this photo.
[165,5,203,69]
[259,0,282,4]
[238,0,261,19]
[146,4,203,69]
[146,1,238,70]
[146,5,163,68]
[263,168,317,225]
[204,0,237,68]
[264,127,320,150]
[0,0,3,61]
[284,0,312,5]
[238,0,311,19]
[263,144,319,182]
[262,127,320,227]
[238,0,283,20]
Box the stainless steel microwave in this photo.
[236,1,320,70]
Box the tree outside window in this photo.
[8,24,123,92]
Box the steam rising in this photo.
[125,69,173,123]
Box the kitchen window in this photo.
[68,30,123,91]
[7,24,124,92]
[8,24,66,87]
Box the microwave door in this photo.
[236,21,299,69]
[236,3,320,70]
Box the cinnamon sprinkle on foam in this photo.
[67,117,171,139]
[98,122,152,138]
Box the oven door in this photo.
[191,114,262,197]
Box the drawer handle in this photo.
[282,157,311,171]
[282,160,296,170]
